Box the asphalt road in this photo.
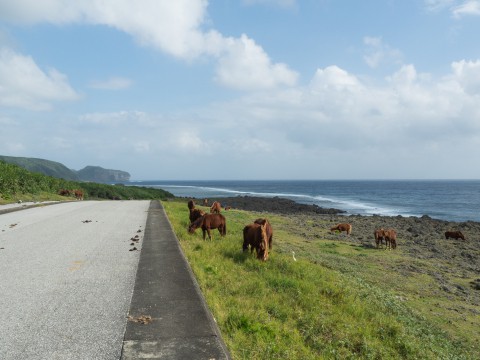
[0,200,150,360]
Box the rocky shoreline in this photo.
[211,195,346,215]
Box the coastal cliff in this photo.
[0,155,130,183]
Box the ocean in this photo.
[131,180,480,223]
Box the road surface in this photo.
[0,200,150,360]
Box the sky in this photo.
[1,0,480,180]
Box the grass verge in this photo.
[163,199,477,360]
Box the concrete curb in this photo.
[121,200,230,359]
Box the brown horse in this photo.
[187,199,195,210]
[243,223,269,261]
[254,218,273,250]
[374,228,386,248]
[203,199,209,206]
[189,208,205,224]
[445,231,465,240]
[188,213,226,240]
[58,189,71,196]
[330,223,352,235]
[384,229,397,249]
[73,189,84,200]
[210,201,222,214]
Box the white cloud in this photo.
[450,59,480,94]
[174,131,206,152]
[452,0,480,17]
[0,47,79,110]
[424,0,480,17]
[363,36,403,69]
[310,65,362,92]
[424,0,455,11]
[215,34,298,90]
[89,77,132,90]
[0,0,297,91]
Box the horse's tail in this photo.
[223,221,227,236]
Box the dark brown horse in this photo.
[330,223,352,235]
[210,201,221,214]
[187,199,195,210]
[243,222,269,261]
[58,189,71,196]
[254,218,273,250]
[445,230,465,240]
[188,213,226,240]
[189,208,205,224]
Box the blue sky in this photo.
[1,0,480,180]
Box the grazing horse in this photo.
[445,231,465,240]
[187,199,195,210]
[374,228,386,248]
[384,229,397,249]
[330,223,352,235]
[243,223,269,261]
[188,213,226,240]
[58,189,71,196]
[73,189,84,200]
[189,208,205,224]
[210,201,222,214]
[254,218,273,250]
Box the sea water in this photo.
[131,180,480,223]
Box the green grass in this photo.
[163,199,477,360]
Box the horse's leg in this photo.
[242,238,249,252]
[207,228,212,240]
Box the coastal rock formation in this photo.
[0,155,131,183]
[204,196,346,215]
[77,166,130,183]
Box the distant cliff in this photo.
[0,156,130,183]
[77,166,130,182]
[0,156,79,181]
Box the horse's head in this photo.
[188,215,204,233]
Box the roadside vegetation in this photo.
[163,198,478,360]
[0,160,173,203]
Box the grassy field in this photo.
[163,199,478,360]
